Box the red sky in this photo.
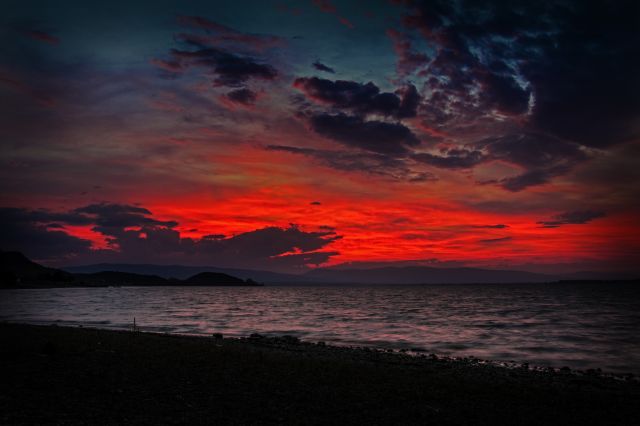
[1,1,639,273]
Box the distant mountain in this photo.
[0,250,75,287]
[0,252,258,288]
[58,259,637,286]
[74,271,170,286]
[303,265,554,284]
[183,272,256,286]
[557,270,639,281]
[64,263,301,283]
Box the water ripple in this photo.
[1,282,639,374]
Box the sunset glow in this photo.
[1,0,638,274]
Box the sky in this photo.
[1,0,639,274]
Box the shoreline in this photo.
[3,319,638,379]
[1,323,639,425]
[2,279,639,290]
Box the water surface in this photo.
[1,283,639,374]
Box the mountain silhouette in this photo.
[0,251,257,288]
[0,250,75,287]
[65,263,298,283]
[183,272,251,286]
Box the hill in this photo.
[64,263,299,283]
[0,251,257,288]
[182,272,257,286]
[0,250,75,287]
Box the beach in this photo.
[1,323,638,425]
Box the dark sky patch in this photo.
[294,77,419,119]
[0,204,341,270]
[267,145,435,182]
[176,15,284,52]
[475,133,589,191]
[308,113,420,155]
[538,210,606,228]
[166,48,277,87]
[312,61,335,73]
[397,0,640,147]
[413,148,485,169]
[386,28,429,76]
[225,88,257,105]
[0,208,92,261]
[479,236,512,244]
[472,224,509,229]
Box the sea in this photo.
[1,282,639,374]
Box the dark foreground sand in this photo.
[0,323,638,425]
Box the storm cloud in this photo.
[164,47,277,87]
[312,61,335,73]
[294,77,419,119]
[308,113,420,155]
[0,204,341,271]
[267,145,435,182]
[537,210,606,228]
[396,0,639,146]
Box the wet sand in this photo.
[0,323,638,425]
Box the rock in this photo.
[280,335,300,344]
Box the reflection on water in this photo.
[1,283,639,374]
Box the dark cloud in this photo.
[202,234,225,240]
[472,224,509,229]
[520,3,640,147]
[311,0,354,29]
[396,84,420,120]
[409,132,588,190]
[396,0,640,146]
[71,203,178,241]
[0,204,341,271]
[312,0,336,14]
[166,48,277,87]
[0,208,92,261]
[176,16,284,52]
[293,77,419,119]
[308,113,420,155]
[479,236,512,244]
[312,61,335,73]
[386,28,429,76]
[496,169,558,192]
[413,148,484,169]
[153,17,280,89]
[266,145,435,182]
[537,210,606,228]
[310,201,322,205]
[481,71,530,115]
[476,133,587,169]
[225,88,257,105]
[476,132,589,191]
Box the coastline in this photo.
[1,323,639,425]
[2,278,638,290]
